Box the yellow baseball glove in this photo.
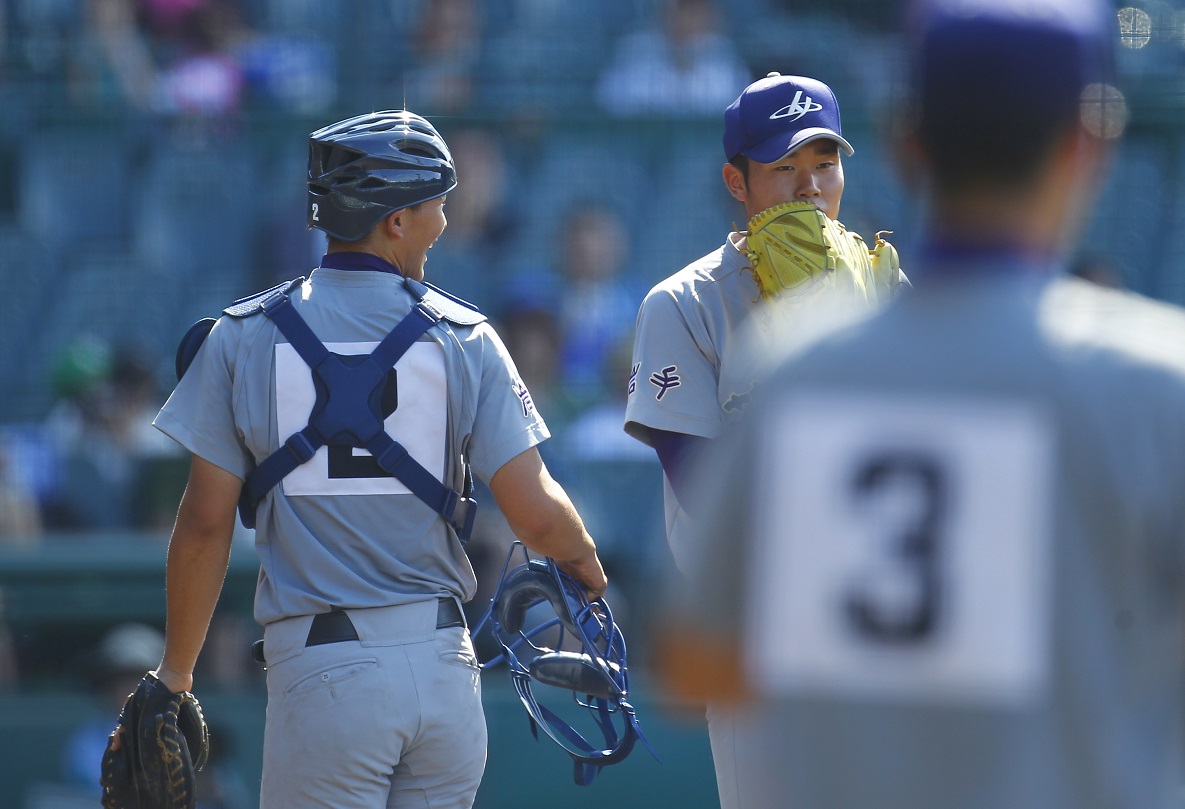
[743,201,901,306]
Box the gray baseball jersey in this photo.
[623,234,771,575]
[625,230,900,809]
[679,261,1185,809]
[155,267,548,625]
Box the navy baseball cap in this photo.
[908,0,1118,138]
[723,73,854,164]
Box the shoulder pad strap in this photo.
[223,277,305,318]
[405,278,487,326]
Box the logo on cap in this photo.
[770,90,822,122]
[723,74,854,162]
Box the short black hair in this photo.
[728,154,750,182]
[917,113,1074,195]
[908,2,1114,195]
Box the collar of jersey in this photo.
[913,239,1061,282]
[319,251,404,276]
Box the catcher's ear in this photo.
[722,162,748,203]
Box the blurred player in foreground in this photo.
[109,110,606,809]
[624,72,905,809]
[657,1,1185,808]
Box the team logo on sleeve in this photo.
[628,363,639,397]
[722,381,759,418]
[649,365,681,401]
[514,380,536,417]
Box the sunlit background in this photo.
[0,1,1178,807]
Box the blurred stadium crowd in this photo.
[0,0,1181,693]
[0,0,1183,805]
[0,0,921,626]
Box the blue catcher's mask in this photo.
[475,542,658,785]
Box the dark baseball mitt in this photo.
[100,672,210,809]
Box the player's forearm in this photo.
[157,456,241,692]
[160,519,234,690]
[513,485,597,565]
[490,448,607,598]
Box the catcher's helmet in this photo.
[476,543,658,785]
[307,110,457,242]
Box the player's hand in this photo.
[556,550,608,603]
[104,665,193,753]
[152,666,194,695]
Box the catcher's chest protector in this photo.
[178,276,484,537]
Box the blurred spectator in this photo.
[596,0,751,117]
[401,0,482,114]
[443,129,520,254]
[553,202,643,405]
[110,345,181,459]
[139,0,209,35]
[0,442,42,543]
[41,338,182,531]
[68,0,254,129]
[562,334,653,463]
[238,31,336,114]
[41,336,121,528]
[12,0,78,80]
[152,0,249,125]
[116,348,191,531]
[496,299,583,442]
[420,127,521,304]
[67,0,159,111]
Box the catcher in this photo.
[106,109,606,809]
[622,72,907,809]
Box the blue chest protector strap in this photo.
[203,277,480,539]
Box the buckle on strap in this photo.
[444,493,478,542]
[374,442,409,473]
[260,290,291,315]
[452,497,476,540]
[284,432,318,464]
[416,299,444,323]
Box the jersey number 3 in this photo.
[845,451,945,644]
[747,391,1054,707]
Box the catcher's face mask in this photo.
[475,542,658,785]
